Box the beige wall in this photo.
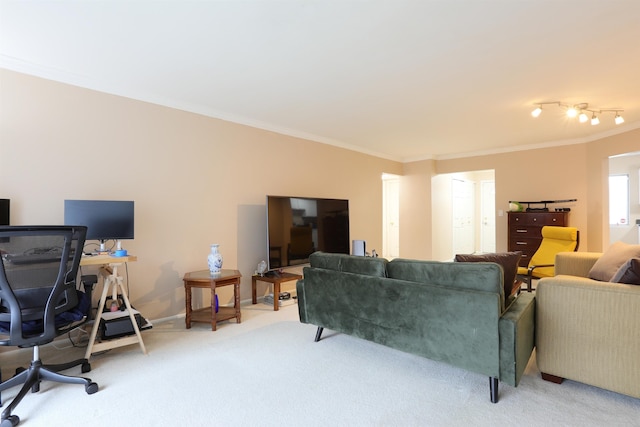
[399,160,435,260]
[0,69,402,319]
[2,69,638,320]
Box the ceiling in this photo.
[2,1,640,162]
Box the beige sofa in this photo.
[536,251,640,399]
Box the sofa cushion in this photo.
[454,251,522,298]
[611,258,640,285]
[387,258,503,295]
[309,252,387,277]
[588,242,640,282]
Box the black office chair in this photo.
[0,226,98,427]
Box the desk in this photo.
[81,254,147,360]
[183,269,242,331]
[252,272,302,311]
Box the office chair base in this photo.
[0,351,98,427]
[44,358,92,374]
[1,414,18,427]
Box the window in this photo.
[609,174,629,225]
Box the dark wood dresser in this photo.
[508,211,569,267]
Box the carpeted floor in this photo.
[1,303,638,427]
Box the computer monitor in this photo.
[64,200,134,252]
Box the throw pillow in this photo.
[454,251,523,298]
[588,241,640,282]
[611,258,640,285]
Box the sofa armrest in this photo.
[536,275,640,399]
[498,292,535,387]
[296,279,307,323]
[554,252,602,277]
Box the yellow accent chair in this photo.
[517,226,579,292]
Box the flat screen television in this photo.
[266,196,350,271]
[64,200,134,251]
[0,199,9,225]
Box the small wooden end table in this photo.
[183,269,241,331]
[252,271,302,311]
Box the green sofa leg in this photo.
[490,377,498,403]
[314,327,324,342]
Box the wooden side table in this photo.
[252,271,302,311]
[183,269,241,331]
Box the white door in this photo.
[383,174,400,259]
[480,180,496,253]
[452,179,475,255]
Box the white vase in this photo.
[208,244,223,274]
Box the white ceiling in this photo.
[2,1,640,162]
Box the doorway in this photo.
[609,151,640,244]
[432,170,496,260]
[382,173,400,259]
[480,180,496,253]
[452,178,475,255]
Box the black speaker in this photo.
[0,199,9,225]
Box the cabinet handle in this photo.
[516,229,527,233]
[516,241,527,245]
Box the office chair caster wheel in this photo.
[31,382,40,393]
[81,362,91,373]
[1,414,19,427]
[86,382,98,395]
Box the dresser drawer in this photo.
[509,236,541,249]
[509,211,567,226]
[509,225,542,238]
[525,212,567,226]
[518,250,535,267]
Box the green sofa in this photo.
[296,252,536,403]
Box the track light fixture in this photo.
[578,112,589,123]
[531,101,625,126]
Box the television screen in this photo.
[266,196,349,270]
[0,199,9,225]
[64,200,134,242]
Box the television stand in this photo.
[252,272,302,311]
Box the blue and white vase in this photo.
[208,244,223,275]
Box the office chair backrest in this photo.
[529,226,579,278]
[0,225,87,347]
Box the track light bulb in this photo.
[578,112,588,123]
[615,114,624,125]
[567,106,578,118]
[591,114,600,125]
[531,107,542,118]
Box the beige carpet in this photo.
[1,303,638,427]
